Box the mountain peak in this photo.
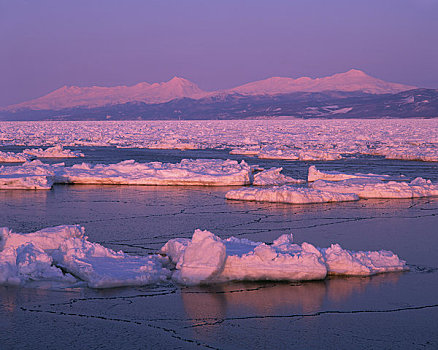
[344,69,367,76]
[229,69,415,95]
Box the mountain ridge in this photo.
[5,70,416,111]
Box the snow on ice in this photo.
[22,145,84,158]
[0,159,300,189]
[311,177,438,199]
[161,230,408,285]
[0,225,408,288]
[307,165,391,182]
[0,225,170,288]
[226,166,438,203]
[226,186,359,204]
[0,151,34,163]
[57,159,254,186]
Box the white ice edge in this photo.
[0,225,170,288]
[0,159,302,189]
[225,166,438,203]
[161,230,408,285]
[0,226,408,288]
[0,146,83,163]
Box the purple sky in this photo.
[1,0,437,107]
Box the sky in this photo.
[1,0,437,107]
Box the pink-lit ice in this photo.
[0,160,60,190]
[22,145,84,158]
[253,167,305,186]
[0,159,256,189]
[307,165,391,182]
[311,177,438,199]
[161,230,408,285]
[0,225,170,288]
[58,159,254,186]
[225,186,359,204]
[0,151,34,163]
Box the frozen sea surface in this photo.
[0,145,437,349]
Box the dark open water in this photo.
[1,147,437,349]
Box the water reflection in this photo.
[181,273,402,328]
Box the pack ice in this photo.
[0,159,299,189]
[0,146,83,163]
[0,225,169,288]
[308,166,438,199]
[226,166,438,204]
[22,145,84,158]
[226,186,359,204]
[161,230,408,285]
[0,225,407,288]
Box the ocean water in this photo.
[1,147,437,349]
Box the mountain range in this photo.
[1,70,437,120]
[5,69,415,111]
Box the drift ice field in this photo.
[1,119,437,348]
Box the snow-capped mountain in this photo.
[226,69,415,95]
[7,77,207,111]
[6,70,415,111]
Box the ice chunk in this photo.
[0,159,255,189]
[311,177,438,199]
[225,186,359,204]
[166,230,227,285]
[0,151,35,163]
[253,167,305,186]
[0,174,54,190]
[162,231,407,285]
[59,159,254,186]
[258,147,342,161]
[0,160,60,190]
[322,244,408,276]
[308,165,390,182]
[22,145,84,158]
[0,225,170,288]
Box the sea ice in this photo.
[0,174,54,190]
[0,120,437,163]
[0,151,34,163]
[310,177,438,199]
[257,146,343,161]
[58,159,254,186]
[0,225,170,288]
[0,159,256,189]
[22,145,84,158]
[0,160,59,190]
[225,186,359,204]
[0,225,408,288]
[307,165,391,182]
[161,230,408,285]
[253,167,305,186]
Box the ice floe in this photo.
[257,146,343,161]
[0,151,34,163]
[0,225,170,288]
[307,165,391,182]
[0,226,408,288]
[253,167,305,186]
[22,145,84,158]
[0,159,256,189]
[310,177,438,199]
[58,159,254,186]
[161,230,408,285]
[0,159,302,189]
[226,186,359,204]
[0,160,59,190]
